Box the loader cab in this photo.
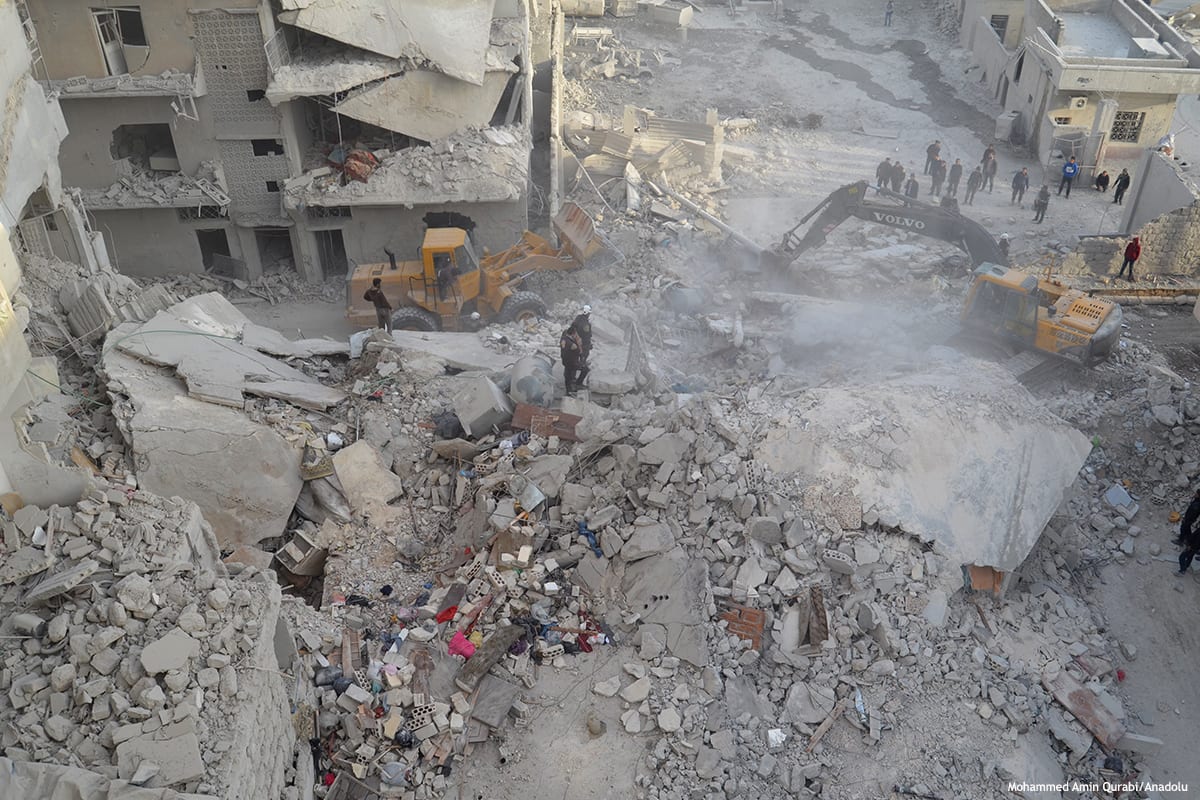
[418,228,481,309]
[962,267,1039,345]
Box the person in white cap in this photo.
[998,233,1010,264]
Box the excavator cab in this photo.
[409,229,481,322]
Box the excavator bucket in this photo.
[553,201,616,266]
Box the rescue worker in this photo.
[559,322,588,395]
[998,233,1011,264]
[572,305,593,361]
[363,277,393,333]
[1176,488,1200,574]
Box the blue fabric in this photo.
[1062,162,1079,178]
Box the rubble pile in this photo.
[0,489,296,797]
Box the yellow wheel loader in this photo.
[346,202,610,331]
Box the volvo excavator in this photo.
[668,179,1123,366]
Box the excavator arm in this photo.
[777,180,1006,268]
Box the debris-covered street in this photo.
[4,0,1200,799]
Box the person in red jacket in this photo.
[1117,236,1141,280]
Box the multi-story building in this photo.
[961,0,1200,166]
[25,0,533,282]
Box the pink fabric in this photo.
[448,631,476,659]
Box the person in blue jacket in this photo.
[1058,156,1079,198]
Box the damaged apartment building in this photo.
[24,0,534,282]
[960,0,1200,166]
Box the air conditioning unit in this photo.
[1070,96,1088,110]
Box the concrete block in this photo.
[140,629,201,675]
[452,377,514,437]
[822,549,855,575]
[115,731,205,786]
[1116,732,1164,754]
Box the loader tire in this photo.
[390,307,441,331]
[499,291,548,324]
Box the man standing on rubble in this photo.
[560,321,589,396]
[1033,185,1050,223]
[876,157,893,190]
[364,278,393,333]
[1010,167,1030,206]
[982,154,998,193]
[1175,488,1200,573]
[890,162,906,193]
[1116,236,1141,280]
[964,165,983,205]
[924,140,941,175]
[930,157,947,197]
[947,158,964,197]
[904,173,920,199]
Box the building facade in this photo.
[961,0,1200,166]
[25,0,533,282]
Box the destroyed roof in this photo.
[277,0,504,86]
[286,126,529,207]
[265,29,519,105]
[78,167,229,211]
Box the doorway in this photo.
[315,229,348,279]
[255,227,296,273]
[195,228,231,270]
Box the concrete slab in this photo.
[383,330,516,372]
[279,0,497,86]
[333,69,512,141]
[332,441,405,513]
[241,322,349,359]
[621,547,709,666]
[453,377,514,437]
[115,731,204,786]
[102,348,303,548]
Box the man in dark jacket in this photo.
[876,158,892,189]
[364,278,393,333]
[1094,170,1110,192]
[560,322,588,395]
[1176,489,1200,573]
[930,157,947,197]
[904,175,920,199]
[1113,169,1132,204]
[1010,167,1030,206]
[982,155,998,192]
[964,166,983,205]
[890,162,906,193]
[947,159,964,197]
[924,140,941,174]
[1033,185,1050,223]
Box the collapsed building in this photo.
[961,0,1200,165]
[24,0,533,281]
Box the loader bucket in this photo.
[553,201,617,266]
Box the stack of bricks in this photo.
[718,603,766,651]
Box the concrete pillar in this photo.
[1086,99,1119,177]
[233,225,264,280]
[289,223,322,282]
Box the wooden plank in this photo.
[1042,670,1124,749]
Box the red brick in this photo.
[718,603,765,651]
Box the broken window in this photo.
[1053,116,1072,125]
[265,180,281,193]
[111,123,178,173]
[92,7,148,76]
[251,139,285,156]
[1110,111,1146,143]
[177,206,227,221]
[989,14,1009,41]
[246,89,267,102]
[307,206,352,221]
[1013,53,1024,84]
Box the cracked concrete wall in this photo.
[26,0,260,80]
[58,96,219,190]
[91,208,240,277]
